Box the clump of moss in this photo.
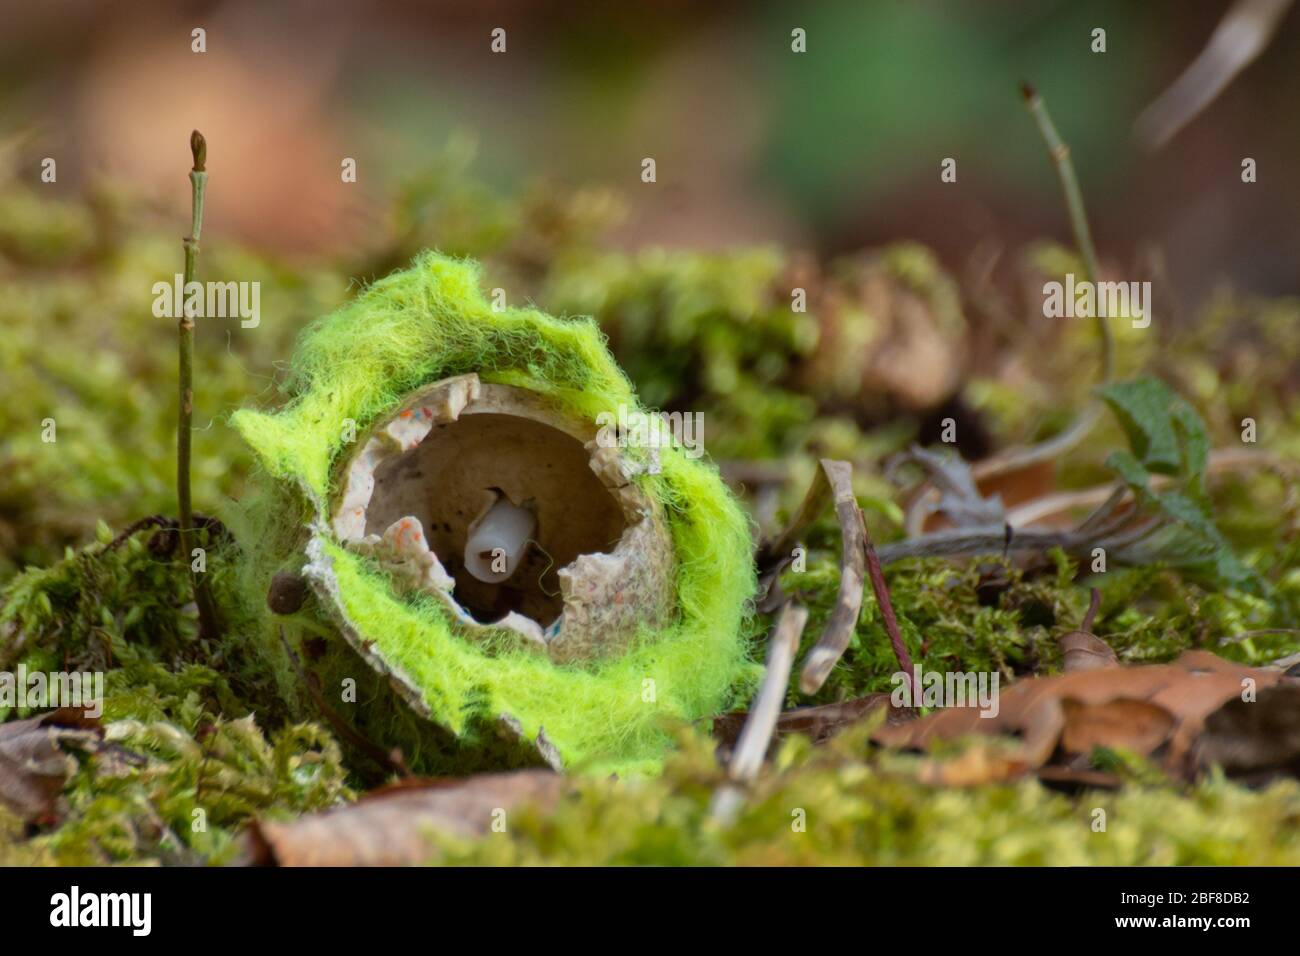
[36,712,350,866]
[0,526,352,865]
[0,186,99,265]
[541,248,820,460]
[0,521,278,721]
[538,242,975,464]
[430,726,1300,866]
[777,538,1300,708]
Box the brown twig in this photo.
[1134,0,1293,150]
[877,526,1078,562]
[863,517,915,688]
[1005,447,1300,528]
[756,459,916,696]
[103,513,231,552]
[729,603,808,782]
[177,130,221,642]
[1081,586,1102,633]
[892,446,1300,569]
[798,461,868,693]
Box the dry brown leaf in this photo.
[976,460,1060,518]
[0,708,101,822]
[1193,683,1300,779]
[872,652,1288,782]
[1060,697,1175,756]
[244,770,566,866]
[916,741,1033,787]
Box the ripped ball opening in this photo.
[367,412,628,626]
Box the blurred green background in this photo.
[1,0,1296,294]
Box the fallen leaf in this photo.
[916,741,1033,787]
[1193,683,1300,780]
[0,708,101,822]
[1060,697,1175,756]
[893,446,1005,532]
[1035,764,1122,791]
[976,460,1059,518]
[872,652,1289,782]
[243,770,565,866]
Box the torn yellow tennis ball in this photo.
[229,252,757,775]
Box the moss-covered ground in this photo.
[3,150,1299,864]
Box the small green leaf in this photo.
[1105,436,1256,591]
[1170,401,1210,498]
[1097,378,1184,474]
[1104,450,1152,498]
[1152,491,1254,587]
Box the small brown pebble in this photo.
[267,570,309,615]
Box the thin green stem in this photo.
[179,130,220,640]
[1021,81,1113,383]
[943,83,1116,496]
[179,182,203,539]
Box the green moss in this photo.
[0,523,281,723]
[0,187,98,265]
[4,163,1300,865]
[540,247,820,460]
[0,205,348,579]
[430,727,1300,866]
[36,713,351,866]
[777,543,1300,707]
[0,529,351,866]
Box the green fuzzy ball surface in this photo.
[230,252,759,775]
